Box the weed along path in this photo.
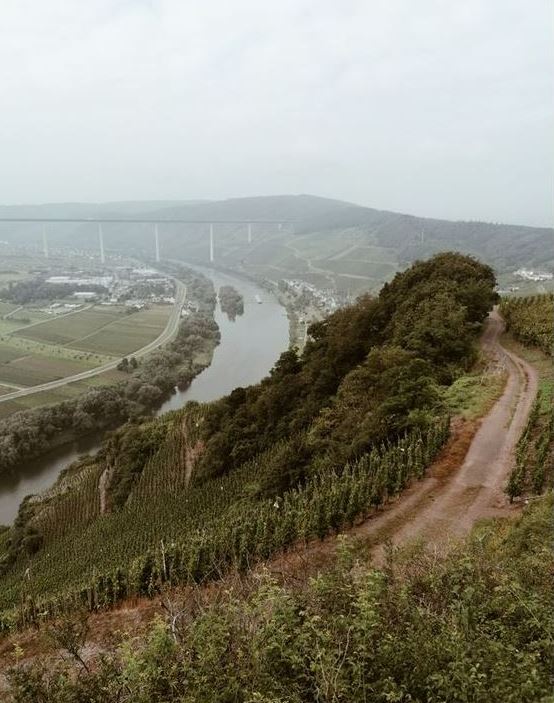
[363,308,539,558]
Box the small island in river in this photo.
[219,285,244,320]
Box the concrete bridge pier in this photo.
[42,225,49,259]
[154,224,160,262]
[209,223,214,262]
[98,223,105,264]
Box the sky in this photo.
[0,0,552,226]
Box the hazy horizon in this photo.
[0,193,551,231]
[1,1,552,228]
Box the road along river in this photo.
[0,266,289,524]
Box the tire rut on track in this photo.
[365,308,538,559]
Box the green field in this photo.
[0,355,93,387]
[0,304,171,393]
[0,345,24,363]
[0,336,111,373]
[0,301,18,316]
[16,307,127,345]
[71,306,170,355]
[0,368,130,417]
[15,305,169,353]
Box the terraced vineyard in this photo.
[0,413,450,624]
[500,293,553,356]
[502,294,554,499]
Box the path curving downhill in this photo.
[366,308,539,557]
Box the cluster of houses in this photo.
[280,279,348,316]
[514,268,553,282]
[44,268,175,310]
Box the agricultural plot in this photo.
[8,308,51,325]
[0,319,25,335]
[335,274,380,293]
[332,244,398,264]
[0,345,24,363]
[0,271,31,285]
[0,302,18,316]
[0,355,93,387]
[71,305,171,355]
[316,258,398,279]
[0,298,173,414]
[286,231,360,260]
[0,369,128,416]
[16,307,125,346]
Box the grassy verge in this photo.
[442,356,507,421]
[501,332,553,399]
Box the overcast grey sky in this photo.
[0,1,552,226]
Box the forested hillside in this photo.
[0,253,498,625]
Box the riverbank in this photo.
[0,263,289,524]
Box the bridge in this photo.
[0,217,293,264]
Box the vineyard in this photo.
[500,293,553,356]
[503,294,554,500]
[506,390,554,499]
[6,493,553,703]
[0,415,450,627]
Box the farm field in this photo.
[14,304,170,354]
[71,305,171,355]
[0,337,111,378]
[16,306,128,345]
[0,368,129,417]
[0,302,18,316]
[0,304,171,392]
[314,258,397,279]
[0,270,32,285]
[0,355,94,387]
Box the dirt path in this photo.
[364,308,538,558]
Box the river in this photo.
[0,266,289,525]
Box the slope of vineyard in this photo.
[500,293,553,356]
[502,295,554,499]
[4,491,553,703]
[0,253,498,627]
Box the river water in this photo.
[0,266,289,525]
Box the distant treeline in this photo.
[0,267,220,477]
[218,285,244,319]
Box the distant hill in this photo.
[0,194,552,292]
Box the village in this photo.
[39,266,177,314]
